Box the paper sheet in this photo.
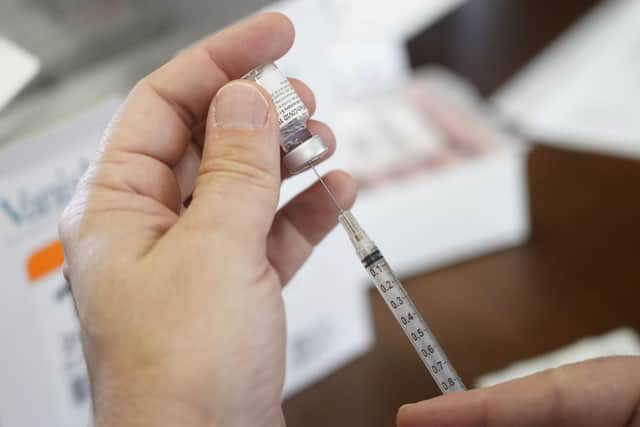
[493,0,640,159]
[282,228,374,397]
[0,100,117,427]
[475,328,640,388]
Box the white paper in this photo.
[0,100,116,427]
[0,36,40,112]
[493,0,640,159]
[282,228,374,397]
[475,328,640,388]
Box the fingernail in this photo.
[214,81,269,129]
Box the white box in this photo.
[352,146,529,280]
[492,0,640,159]
[323,68,530,282]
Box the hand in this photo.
[59,13,357,427]
[397,356,640,427]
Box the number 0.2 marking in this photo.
[380,280,394,293]
[390,297,404,309]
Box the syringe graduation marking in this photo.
[359,243,466,394]
[308,166,466,394]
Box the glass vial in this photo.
[243,63,328,174]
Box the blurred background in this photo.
[1,1,639,426]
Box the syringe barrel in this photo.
[364,250,466,394]
[338,210,466,394]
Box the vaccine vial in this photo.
[243,63,328,174]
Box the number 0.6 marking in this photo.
[420,345,435,358]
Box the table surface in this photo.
[283,1,640,425]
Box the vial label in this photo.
[249,64,309,129]
[243,63,328,173]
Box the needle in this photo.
[309,163,345,214]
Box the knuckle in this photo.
[58,196,81,246]
[199,141,279,193]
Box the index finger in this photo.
[397,356,640,427]
[111,12,294,166]
[93,13,295,212]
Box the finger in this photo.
[300,120,336,157]
[397,356,640,427]
[175,100,326,210]
[142,11,295,134]
[178,119,338,207]
[91,13,295,213]
[184,81,282,243]
[289,78,316,116]
[173,142,201,203]
[190,78,316,149]
[280,120,336,180]
[266,170,357,283]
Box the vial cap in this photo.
[282,134,328,174]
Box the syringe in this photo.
[310,165,466,394]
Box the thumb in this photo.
[188,80,282,239]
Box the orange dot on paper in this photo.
[27,240,64,283]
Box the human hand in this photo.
[59,13,356,427]
[397,356,640,427]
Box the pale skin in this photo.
[58,12,640,427]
